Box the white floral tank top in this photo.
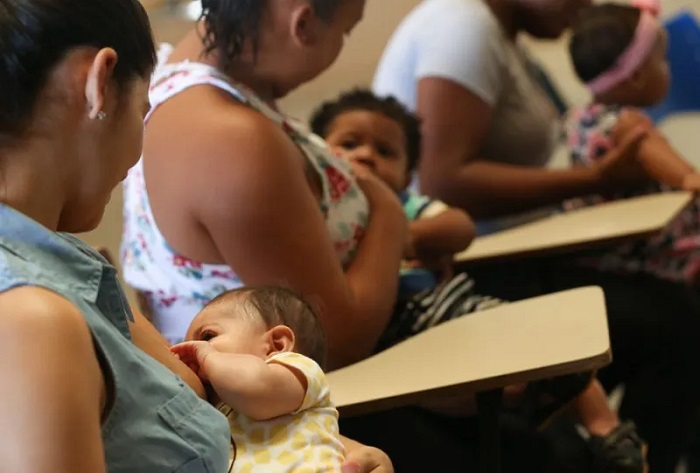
[121,45,369,344]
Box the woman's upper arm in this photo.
[416,77,495,195]
[0,287,105,473]
[191,118,359,357]
[409,7,503,197]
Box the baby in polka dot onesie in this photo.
[171,286,344,472]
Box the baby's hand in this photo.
[170,341,216,380]
[610,109,653,144]
[682,173,700,192]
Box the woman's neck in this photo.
[176,29,278,106]
[223,61,278,105]
[0,142,67,231]
[484,0,519,40]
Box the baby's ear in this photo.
[627,67,650,92]
[267,325,295,355]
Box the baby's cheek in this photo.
[331,147,349,160]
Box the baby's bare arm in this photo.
[613,109,698,190]
[637,133,700,190]
[407,207,475,259]
[171,342,306,420]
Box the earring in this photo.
[96,111,107,120]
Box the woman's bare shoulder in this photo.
[0,286,91,336]
[0,285,106,463]
[193,105,309,209]
[0,286,102,390]
[146,86,296,174]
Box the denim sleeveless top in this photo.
[0,204,230,472]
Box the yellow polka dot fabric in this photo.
[218,352,345,472]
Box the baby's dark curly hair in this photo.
[569,4,643,83]
[199,0,343,71]
[206,286,327,368]
[310,89,422,173]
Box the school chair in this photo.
[328,286,611,473]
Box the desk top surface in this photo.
[328,286,610,415]
[457,192,693,264]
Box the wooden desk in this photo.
[328,286,610,417]
[457,192,693,265]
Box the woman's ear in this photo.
[266,325,296,355]
[289,3,321,47]
[85,47,118,120]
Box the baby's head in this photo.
[311,89,421,194]
[186,286,326,367]
[569,2,669,107]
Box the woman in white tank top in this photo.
[121,1,406,369]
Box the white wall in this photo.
[83,0,700,269]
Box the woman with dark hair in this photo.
[122,0,400,375]
[0,1,389,472]
[0,1,231,471]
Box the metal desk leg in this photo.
[477,388,504,473]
